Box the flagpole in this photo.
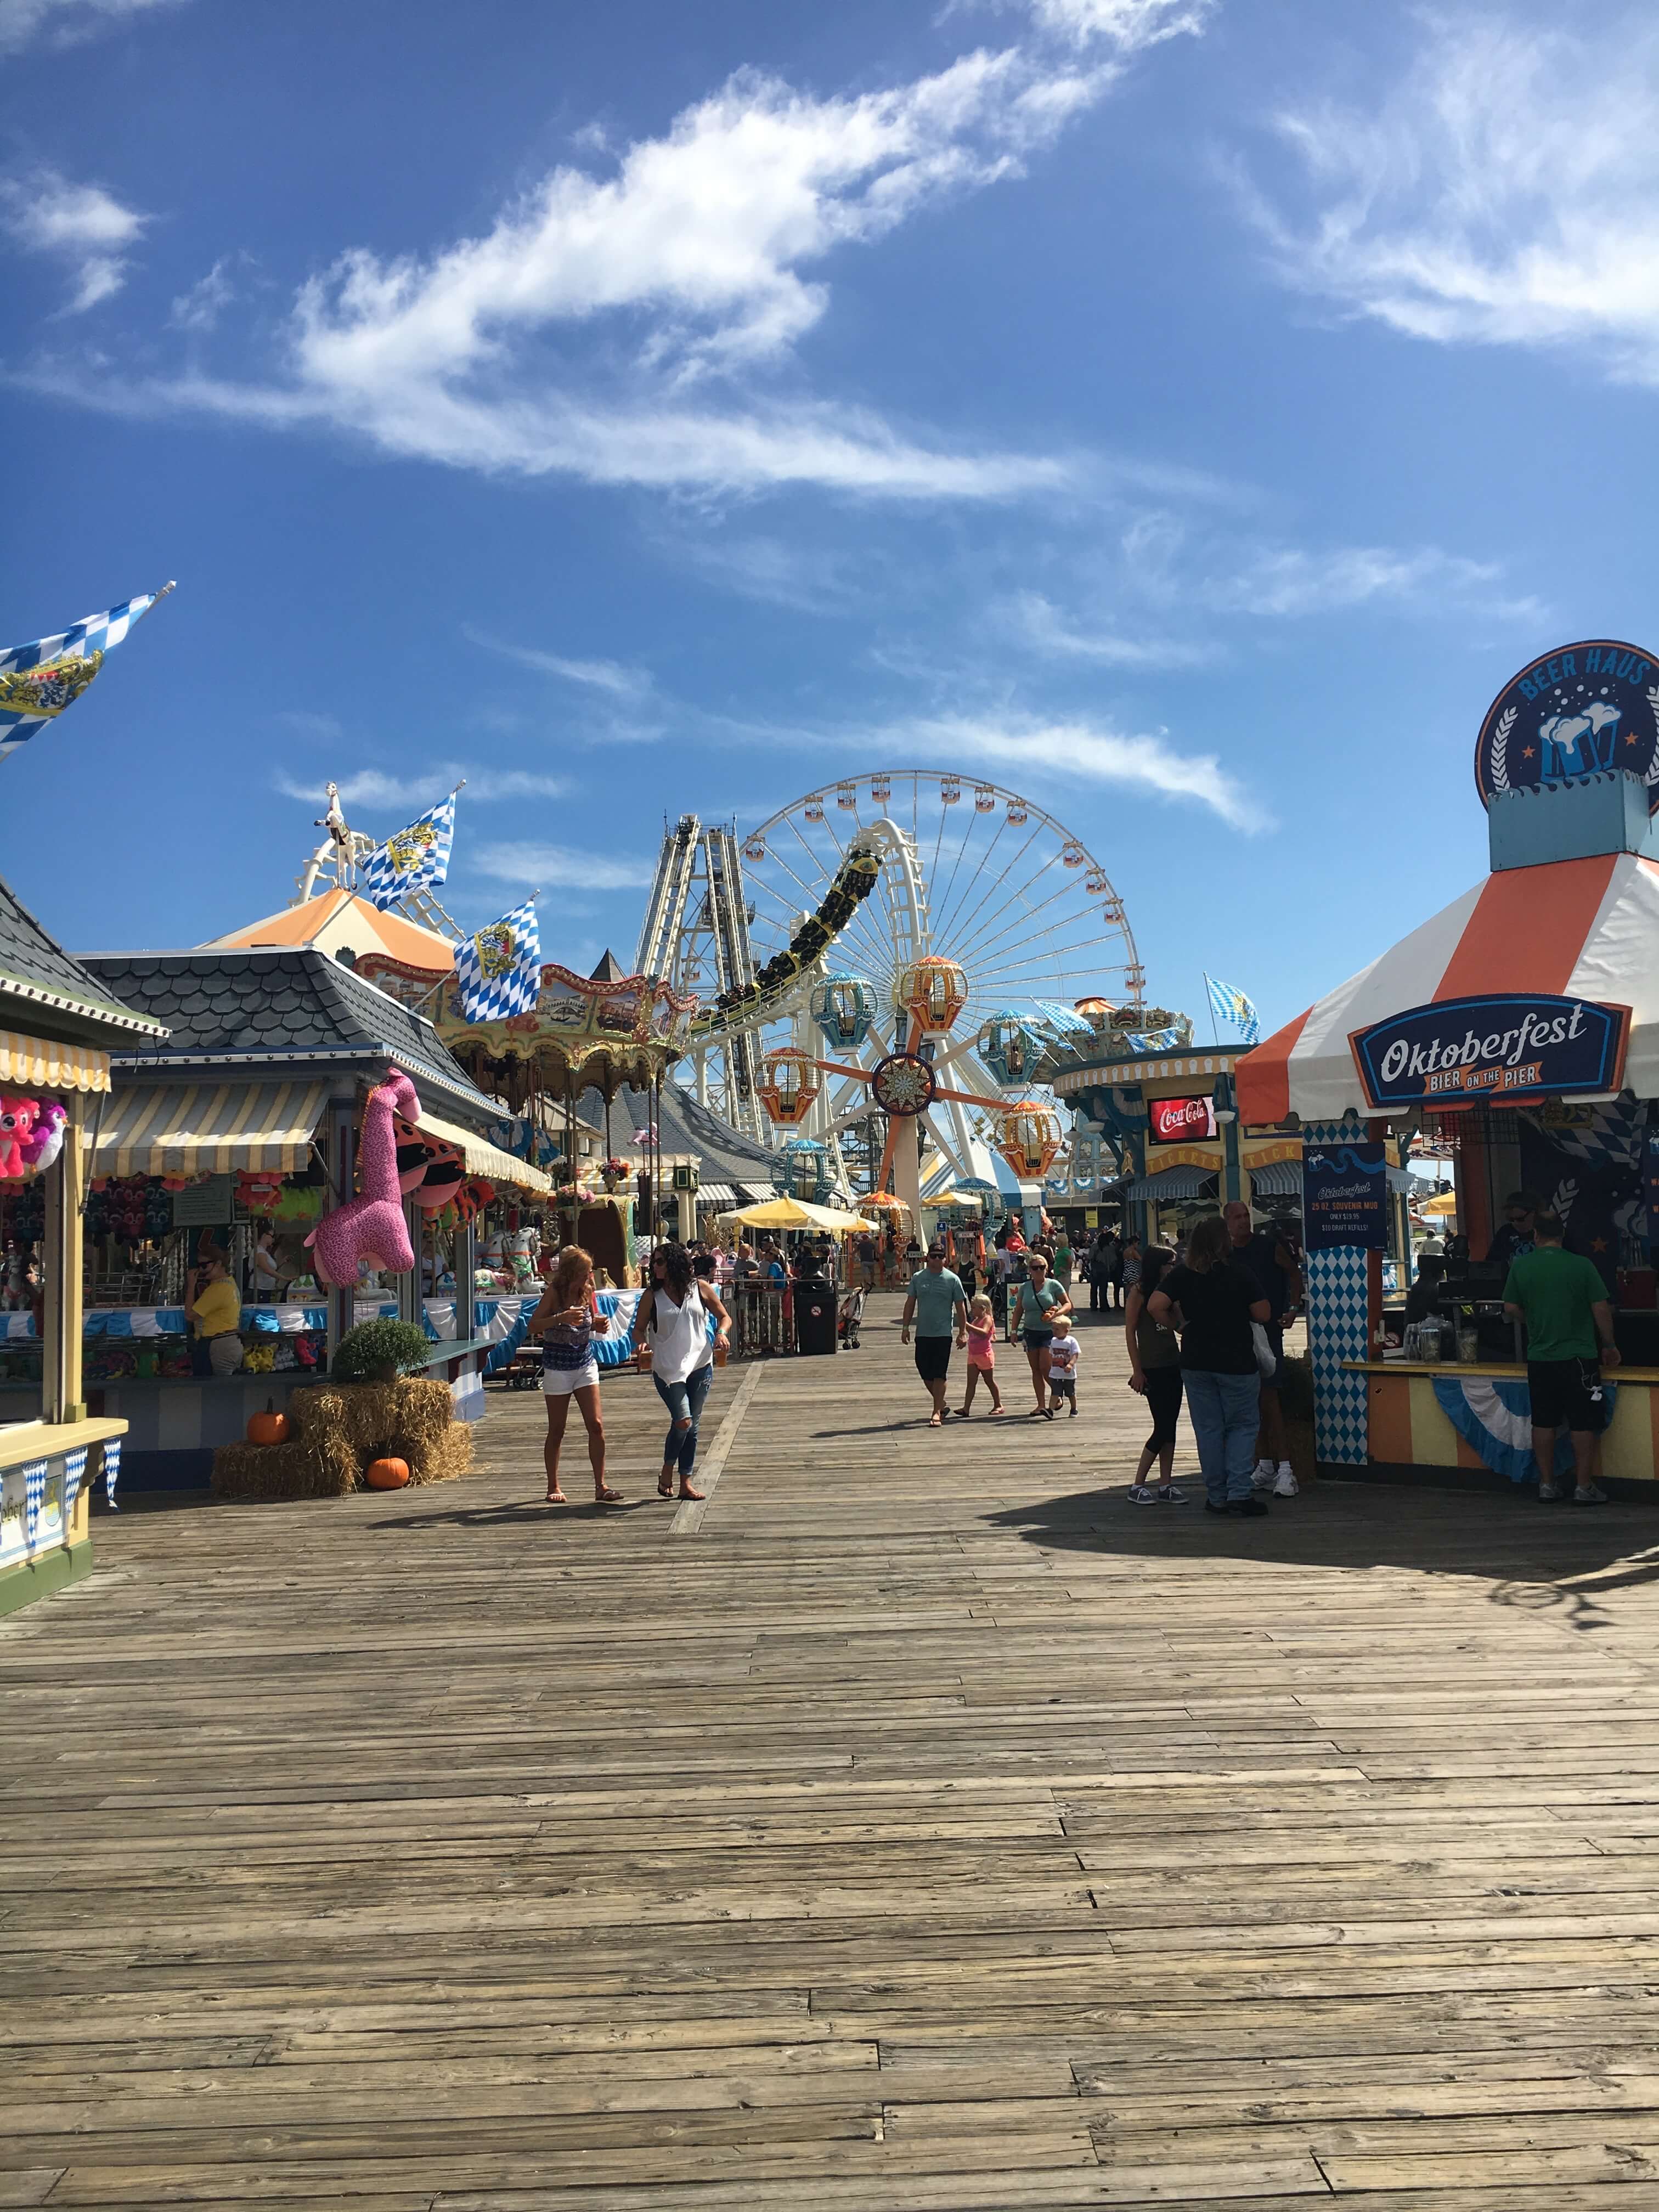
[1203,974,1220,1049]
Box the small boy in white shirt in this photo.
[1047,1313,1080,1417]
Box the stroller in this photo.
[837,1284,866,1349]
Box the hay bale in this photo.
[211,1374,471,1500]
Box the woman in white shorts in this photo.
[528,1246,623,1506]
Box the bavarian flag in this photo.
[0,583,174,764]
[455,898,540,1022]
[1205,972,1261,1045]
[361,788,458,911]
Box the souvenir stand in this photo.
[0,874,167,1615]
[64,944,549,1488]
[1238,637,1659,1494]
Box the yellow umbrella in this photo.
[718,1195,877,1236]
[1419,1191,1458,1218]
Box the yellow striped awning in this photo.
[416,1106,552,1194]
[0,1028,111,1094]
[91,1080,330,1175]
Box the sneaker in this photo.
[1538,1482,1565,1502]
[1229,1496,1271,1516]
[1572,1482,1610,1505]
[1204,1499,1229,1514]
[1272,1466,1299,1498]
[1251,1460,1276,1492]
[1127,1484,1159,1505]
[1157,1485,1187,1504]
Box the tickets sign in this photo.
[1350,994,1629,1110]
[1148,1094,1217,1143]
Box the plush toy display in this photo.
[236,1169,285,1216]
[18,1100,66,1175]
[393,1115,466,1211]
[0,1097,41,1178]
[305,1069,419,1288]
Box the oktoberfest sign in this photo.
[1474,639,1659,814]
[1350,994,1629,1111]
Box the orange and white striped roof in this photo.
[202,887,454,970]
[1238,852,1659,1125]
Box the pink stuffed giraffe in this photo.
[306,1070,420,1287]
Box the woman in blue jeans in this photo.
[1148,1214,1272,1516]
[630,1243,731,1502]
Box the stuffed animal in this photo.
[0,1097,41,1178]
[304,1069,419,1287]
[393,1115,466,1209]
[18,1100,66,1175]
[236,1169,284,1216]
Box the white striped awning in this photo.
[0,1028,110,1094]
[415,1107,552,1194]
[92,1080,330,1175]
[696,1183,738,1207]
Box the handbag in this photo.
[1251,1320,1278,1381]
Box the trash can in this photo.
[794,1278,838,1356]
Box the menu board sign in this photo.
[1304,1144,1389,1251]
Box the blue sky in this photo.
[2,0,1656,1032]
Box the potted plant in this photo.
[331,1318,433,1386]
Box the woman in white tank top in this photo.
[630,1243,731,1500]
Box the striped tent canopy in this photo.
[1238,853,1659,1126]
[91,1079,331,1176]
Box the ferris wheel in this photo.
[675,771,1143,1209]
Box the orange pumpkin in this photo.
[247,1400,290,1447]
[365,1457,410,1489]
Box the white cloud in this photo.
[1201,542,1543,622]
[44,25,1203,496]
[0,0,182,54]
[472,841,656,891]
[463,627,653,700]
[277,765,566,810]
[878,709,1266,830]
[0,167,148,312]
[1244,9,1659,386]
[1019,0,1215,53]
[1009,588,1215,664]
[170,257,238,332]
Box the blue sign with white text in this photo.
[1475,639,1659,814]
[1304,1145,1389,1251]
[1350,994,1628,1112]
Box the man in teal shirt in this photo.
[901,1244,968,1427]
[1502,1210,1620,1505]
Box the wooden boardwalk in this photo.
[8,1299,1659,2210]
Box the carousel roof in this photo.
[202,886,456,971]
[1238,850,1659,1125]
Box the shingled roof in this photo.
[576,1079,781,1191]
[78,946,505,1127]
[0,871,165,1047]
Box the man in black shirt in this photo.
[1223,1200,1303,1497]
[1485,1190,1542,1269]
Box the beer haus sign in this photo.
[1474,638,1659,813]
[1350,994,1629,1111]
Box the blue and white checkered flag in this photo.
[360,788,459,911]
[102,1436,121,1513]
[455,899,540,1023]
[0,584,174,765]
[63,1448,87,1518]
[1205,973,1261,1045]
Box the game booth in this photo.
[1239,637,1659,1495]
[0,944,552,1492]
[0,876,166,1615]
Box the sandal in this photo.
[544,1489,569,1506]
[658,1471,675,1498]
[594,1486,624,1505]
[678,1482,706,1501]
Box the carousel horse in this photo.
[306,1069,419,1286]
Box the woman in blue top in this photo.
[1013,1251,1071,1417]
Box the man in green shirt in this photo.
[901,1244,968,1428]
[1502,1210,1620,1505]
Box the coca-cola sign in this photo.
[1149,1094,1216,1143]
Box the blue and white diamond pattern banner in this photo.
[21,1458,47,1545]
[62,1448,88,1517]
[360,789,458,911]
[1301,1119,1372,1465]
[0,583,174,764]
[102,1437,121,1512]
